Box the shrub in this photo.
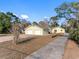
[69,29,79,44]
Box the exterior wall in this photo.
[52,27,65,34]
[25,26,44,35]
[43,31,48,35]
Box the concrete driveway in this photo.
[25,35,68,59]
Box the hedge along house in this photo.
[52,27,65,34]
[25,25,48,35]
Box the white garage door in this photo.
[27,30,33,34]
[35,31,42,35]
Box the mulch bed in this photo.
[0,34,57,57]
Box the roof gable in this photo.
[25,25,43,30]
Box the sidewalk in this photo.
[25,36,68,59]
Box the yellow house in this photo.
[25,25,48,35]
[52,27,65,34]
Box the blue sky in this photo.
[0,0,78,24]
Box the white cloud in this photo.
[44,16,49,19]
[13,13,19,17]
[21,14,29,19]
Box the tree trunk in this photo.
[12,23,20,44]
[13,30,20,44]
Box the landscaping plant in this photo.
[69,29,79,44]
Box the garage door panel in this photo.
[27,30,33,34]
[35,31,42,35]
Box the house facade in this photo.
[52,27,65,34]
[25,25,47,35]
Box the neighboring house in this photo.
[25,25,48,35]
[52,27,65,34]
